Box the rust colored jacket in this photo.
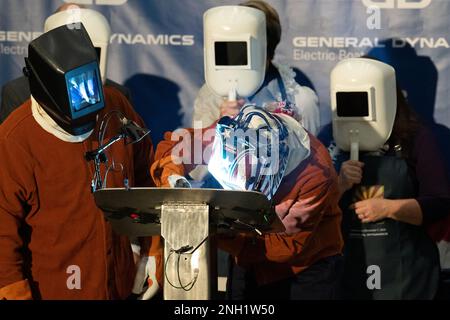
[0,86,156,299]
[151,127,343,285]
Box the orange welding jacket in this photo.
[150,126,343,286]
[0,86,160,299]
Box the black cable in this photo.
[164,250,198,291]
[177,253,198,292]
[163,238,208,292]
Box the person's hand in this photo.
[219,99,245,118]
[132,256,160,300]
[338,160,364,194]
[352,198,394,223]
[167,174,191,188]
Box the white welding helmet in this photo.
[44,8,111,84]
[203,5,267,100]
[330,58,397,155]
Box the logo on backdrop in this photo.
[292,36,448,62]
[362,0,432,9]
[64,0,127,5]
[110,33,194,46]
[0,31,42,56]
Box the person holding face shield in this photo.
[0,24,157,300]
[331,57,450,299]
[196,0,319,132]
[189,1,320,185]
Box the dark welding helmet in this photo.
[24,23,104,136]
[208,105,290,200]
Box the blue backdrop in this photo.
[1,0,449,170]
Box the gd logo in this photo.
[63,0,127,5]
[362,0,432,9]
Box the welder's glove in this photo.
[168,174,191,188]
[132,255,160,300]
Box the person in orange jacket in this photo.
[0,24,161,300]
[150,103,343,299]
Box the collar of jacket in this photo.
[31,95,93,143]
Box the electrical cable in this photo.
[164,237,208,291]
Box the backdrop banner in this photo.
[1,0,449,283]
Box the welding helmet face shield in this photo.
[208,105,289,200]
[331,58,397,153]
[24,23,104,136]
[203,5,267,99]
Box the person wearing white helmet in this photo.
[193,0,319,134]
[150,102,343,300]
[0,3,131,124]
[330,57,450,299]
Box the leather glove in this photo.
[168,174,191,188]
[132,256,159,300]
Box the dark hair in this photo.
[360,55,422,159]
[387,86,421,159]
[240,0,281,61]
